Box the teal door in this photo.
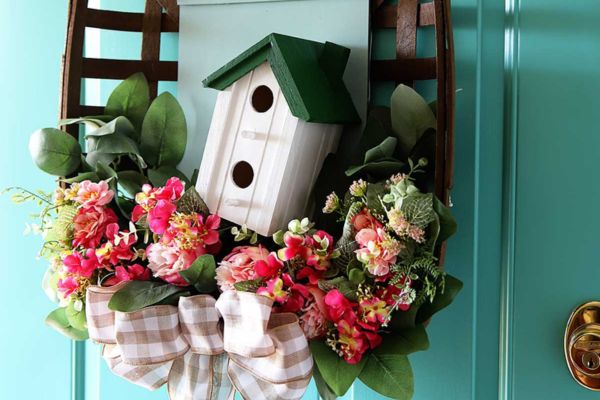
[4,1,600,399]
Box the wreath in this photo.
[11,72,462,400]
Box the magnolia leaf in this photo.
[140,92,187,167]
[59,115,112,129]
[179,255,217,293]
[66,300,87,331]
[117,170,147,197]
[87,133,141,156]
[85,151,116,169]
[178,187,209,215]
[310,340,366,396]
[61,172,100,183]
[108,281,186,312]
[433,196,457,243]
[45,308,89,341]
[312,364,338,400]
[416,274,463,324]
[378,325,429,355]
[364,136,398,164]
[105,72,150,134]
[148,166,191,187]
[345,159,405,178]
[390,84,436,157]
[85,116,136,140]
[359,352,413,399]
[29,128,82,176]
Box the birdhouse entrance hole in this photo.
[232,161,254,188]
[251,85,274,112]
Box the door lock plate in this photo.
[565,301,600,390]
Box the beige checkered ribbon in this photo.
[86,283,313,400]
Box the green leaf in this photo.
[402,193,436,229]
[364,137,398,164]
[117,170,147,197]
[85,151,116,168]
[433,196,457,242]
[312,364,338,400]
[318,277,358,301]
[310,340,366,396]
[59,115,112,129]
[359,352,413,399]
[345,160,405,179]
[148,166,191,187]
[416,274,463,324]
[378,325,429,355]
[155,290,192,306]
[87,132,141,156]
[29,128,82,176]
[177,187,209,215]
[61,172,100,183]
[85,116,136,140]
[45,308,89,341]
[105,72,150,134]
[365,182,386,215]
[65,301,87,331]
[233,278,264,293]
[95,161,118,181]
[348,268,365,284]
[140,92,187,167]
[179,255,217,293]
[390,84,436,157]
[108,281,186,312]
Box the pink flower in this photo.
[63,249,100,278]
[57,276,79,298]
[277,232,311,261]
[355,228,402,277]
[73,207,118,248]
[146,242,199,286]
[216,246,268,291]
[147,200,177,234]
[351,209,383,232]
[324,289,357,324]
[254,252,283,278]
[96,223,137,266]
[359,297,389,326]
[299,298,328,339]
[154,177,185,201]
[75,180,114,209]
[257,277,288,303]
[104,264,152,286]
[305,230,335,271]
[337,319,369,364]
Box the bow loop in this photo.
[179,295,224,355]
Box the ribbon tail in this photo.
[168,352,234,400]
[102,344,172,391]
[228,361,312,400]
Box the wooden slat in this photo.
[78,105,105,116]
[81,58,178,81]
[155,0,180,25]
[85,8,178,32]
[372,2,435,29]
[444,0,456,194]
[370,58,437,81]
[142,0,163,98]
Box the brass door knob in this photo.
[565,301,600,390]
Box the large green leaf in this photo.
[433,196,458,243]
[378,325,429,355]
[416,274,463,324]
[85,116,136,140]
[85,151,116,169]
[108,281,186,312]
[148,165,191,187]
[390,84,436,157]
[59,115,112,129]
[140,92,187,167]
[312,364,338,400]
[87,132,141,156]
[345,160,405,178]
[179,255,217,293]
[45,307,89,341]
[364,136,398,164]
[310,340,366,396]
[29,128,82,176]
[359,352,413,399]
[105,72,150,134]
[117,170,147,197]
[65,300,87,331]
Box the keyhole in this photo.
[582,352,600,370]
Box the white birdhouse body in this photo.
[197,33,360,237]
[197,62,342,236]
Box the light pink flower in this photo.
[75,180,114,209]
[355,228,402,276]
[73,207,118,248]
[299,299,328,339]
[352,209,383,232]
[216,246,268,291]
[146,242,200,286]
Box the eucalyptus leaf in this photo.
[310,340,366,396]
[108,281,186,312]
[179,255,217,293]
[105,72,150,134]
[390,84,437,157]
[416,274,463,324]
[117,170,147,197]
[148,166,191,187]
[85,116,136,140]
[359,352,413,399]
[140,92,187,167]
[45,308,89,341]
[29,128,82,176]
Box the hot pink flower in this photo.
[216,246,268,291]
[324,289,357,324]
[254,252,283,278]
[73,207,118,248]
[278,232,311,261]
[109,264,151,285]
[147,200,177,234]
[75,180,114,209]
[257,277,288,303]
[337,319,369,364]
[305,230,335,271]
[97,223,137,266]
[154,177,185,201]
[57,276,79,298]
[63,249,100,278]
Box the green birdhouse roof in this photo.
[203,33,361,124]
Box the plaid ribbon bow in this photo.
[85,284,313,400]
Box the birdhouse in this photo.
[196,33,360,236]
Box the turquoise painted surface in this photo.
[0,1,72,400]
